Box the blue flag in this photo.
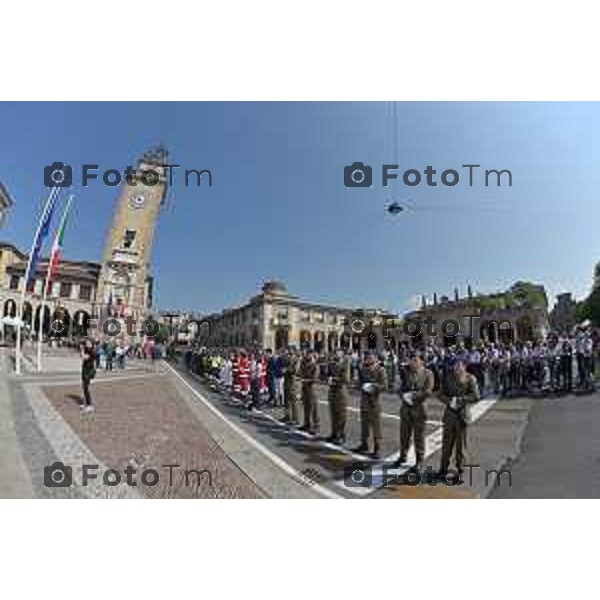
[26,189,60,289]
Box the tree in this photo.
[507,281,548,310]
[154,323,170,344]
[577,287,600,326]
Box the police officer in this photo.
[282,347,300,426]
[299,350,319,434]
[327,348,351,445]
[438,359,480,481]
[354,352,387,459]
[397,353,434,472]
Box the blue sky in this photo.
[0,102,598,314]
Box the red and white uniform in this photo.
[259,357,268,396]
[237,354,250,397]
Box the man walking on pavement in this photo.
[81,339,97,413]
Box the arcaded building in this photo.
[196,281,396,352]
[0,242,100,340]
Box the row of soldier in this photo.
[183,345,482,479]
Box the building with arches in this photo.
[403,283,550,346]
[0,242,99,341]
[194,280,396,352]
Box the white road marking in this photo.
[316,398,442,425]
[253,406,373,461]
[37,372,163,387]
[333,398,499,497]
[163,362,344,499]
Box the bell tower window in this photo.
[123,229,136,249]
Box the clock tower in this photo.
[97,147,169,328]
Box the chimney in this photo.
[421,294,427,308]
[433,292,438,305]
[454,287,459,302]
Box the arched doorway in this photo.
[516,316,533,341]
[51,307,71,338]
[34,305,51,338]
[367,332,378,350]
[72,310,91,338]
[498,321,514,344]
[299,330,311,351]
[340,332,350,350]
[22,302,33,327]
[275,328,289,350]
[313,331,325,353]
[3,299,17,318]
[351,334,362,351]
[327,331,338,352]
[480,320,498,343]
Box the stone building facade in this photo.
[194,281,396,352]
[0,242,99,340]
[402,284,550,346]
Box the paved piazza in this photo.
[3,345,600,499]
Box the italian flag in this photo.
[45,196,72,295]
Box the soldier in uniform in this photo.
[299,350,320,434]
[282,347,300,426]
[438,359,480,481]
[354,352,387,459]
[327,348,351,445]
[397,353,434,472]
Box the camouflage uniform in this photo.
[439,372,480,473]
[300,354,319,433]
[327,355,351,443]
[399,367,434,467]
[283,352,300,424]
[356,359,387,457]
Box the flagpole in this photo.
[15,185,60,375]
[37,194,73,372]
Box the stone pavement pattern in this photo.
[43,375,264,498]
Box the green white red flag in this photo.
[45,195,73,295]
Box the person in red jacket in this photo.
[237,350,251,400]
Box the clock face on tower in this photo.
[130,193,146,209]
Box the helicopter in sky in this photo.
[384,198,508,216]
[386,201,405,215]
